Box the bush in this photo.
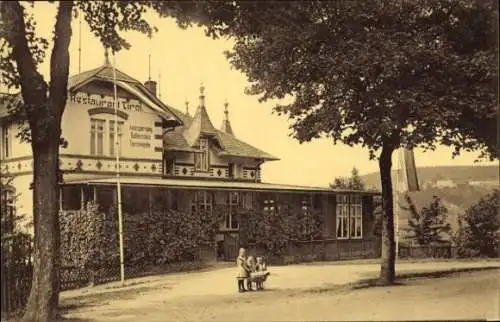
[60,200,225,275]
[239,201,323,258]
[454,190,499,258]
[402,194,451,245]
[59,201,119,269]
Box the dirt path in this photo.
[60,260,500,321]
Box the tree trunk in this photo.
[378,143,396,285]
[22,139,61,322]
[7,2,73,320]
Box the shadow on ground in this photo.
[56,317,94,322]
[305,266,500,294]
[59,285,171,315]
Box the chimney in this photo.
[144,80,157,96]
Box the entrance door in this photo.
[222,233,239,261]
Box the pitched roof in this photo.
[0,63,183,126]
[163,106,279,161]
[184,104,219,147]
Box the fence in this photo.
[398,244,457,259]
[59,245,211,291]
[244,238,382,264]
[1,234,33,316]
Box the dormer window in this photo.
[194,138,209,171]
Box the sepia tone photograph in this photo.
[0,1,498,321]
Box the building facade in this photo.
[0,58,381,262]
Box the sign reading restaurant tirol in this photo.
[69,93,142,112]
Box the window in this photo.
[109,120,124,156]
[300,196,315,236]
[90,119,105,156]
[194,138,209,171]
[1,125,11,159]
[164,158,174,175]
[263,199,276,215]
[336,194,349,239]
[350,195,363,239]
[191,191,213,216]
[95,187,115,214]
[336,194,363,239]
[169,190,179,211]
[225,192,240,230]
[61,186,82,211]
[82,186,94,207]
[123,187,149,214]
[301,197,311,212]
[228,163,234,178]
[312,194,322,210]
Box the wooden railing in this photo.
[398,244,456,259]
[243,238,382,264]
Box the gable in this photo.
[72,80,176,123]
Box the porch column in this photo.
[80,186,85,209]
[58,187,63,212]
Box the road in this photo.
[60,260,500,321]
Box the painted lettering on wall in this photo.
[130,125,152,148]
[70,93,142,112]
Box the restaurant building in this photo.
[0,56,381,261]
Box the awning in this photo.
[62,176,381,195]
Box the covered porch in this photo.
[59,177,380,262]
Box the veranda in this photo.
[59,178,381,263]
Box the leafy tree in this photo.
[330,177,348,190]
[167,0,498,284]
[454,190,499,258]
[401,194,451,245]
[0,2,210,320]
[330,167,366,190]
[349,167,365,191]
[1,166,34,314]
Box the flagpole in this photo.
[78,15,82,74]
[395,149,404,260]
[112,51,125,286]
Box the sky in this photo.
[2,2,497,188]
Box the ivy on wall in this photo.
[238,199,324,257]
[59,200,226,271]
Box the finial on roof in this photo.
[200,82,205,96]
[104,47,110,66]
[199,82,205,107]
[220,99,234,136]
[185,100,190,116]
[224,99,229,120]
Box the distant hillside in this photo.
[361,165,498,190]
[396,185,495,242]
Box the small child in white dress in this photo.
[236,248,249,292]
